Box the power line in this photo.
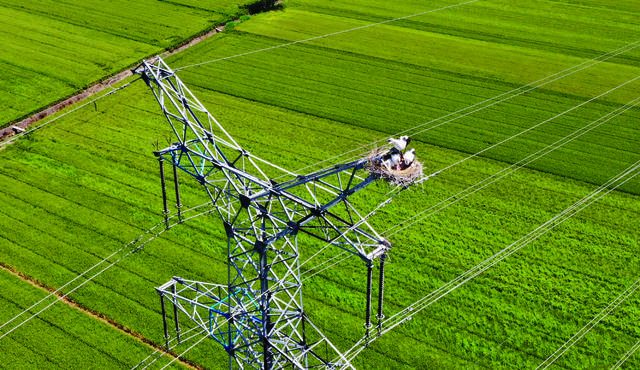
[340,158,640,362]
[611,337,640,370]
[419,74,640,180]
[0,201,216,341]
[283,38,640,178]
[384,91,640,237]
[174,0,481,71]
[0,78,138,148]
[536,277,640,369]
[298,92,640,283]
[383,158,640,345]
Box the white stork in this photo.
[388,136,411,152]
[383,152,402,171]
[402,148,416,169]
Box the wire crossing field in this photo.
[0,268,175,369]
[0,0,258,128]
[1,0,640,368]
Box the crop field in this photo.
[0,268,158,368]
[0,0,256,128]
[1,0,640,369]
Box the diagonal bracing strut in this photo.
[134,57,391,369]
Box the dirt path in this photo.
[0,262,203,369]
[0,24,227,142]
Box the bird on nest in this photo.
[388,136,411,152]
[383,151,402,171]
[382,136,416,171]
[400,148,416,170]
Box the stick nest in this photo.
[366,148,423,187]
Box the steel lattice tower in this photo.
[134,57,390,369]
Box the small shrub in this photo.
[243,0,280,14]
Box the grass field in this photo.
[0,268,173,369]
[0,0,258,128]
[1,0,640,368]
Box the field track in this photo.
[0,0,259,130]
[1,0,640,368]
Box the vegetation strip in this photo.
[0,262,200,369]
[2,0,640,368]
[0,0,271,140]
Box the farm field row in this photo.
[0,0,258,128]
[2,0,640,368]
[0,267,178,368]
[1,77,639,368]
[171,0,640,193]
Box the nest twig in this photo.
[366,148,424,187]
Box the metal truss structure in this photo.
[134,57,390,369]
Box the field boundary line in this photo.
[0,9,254,144]
[0,262,201,370]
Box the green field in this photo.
[1,0,640,368]
[0,0,259,128]
[0,268,173,369]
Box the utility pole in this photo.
[135,57,391,369]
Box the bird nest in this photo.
[366,148,423,187]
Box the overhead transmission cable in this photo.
[299,78,640,276]
[340,158,640,362]
[611,338,640,370]
[385,89,640,237]
[417,74,640,180]
[173,0,481,71]
[0,78,138,147]
[284,38,640,177]
[536,277,640,369]
[291,47,640,275]
[308,90,640,280]
[0,201,217,341]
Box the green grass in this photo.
[0,0,260,128]
[0,267,179,369]
[1,0,640,368]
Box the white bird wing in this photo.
[389,138,406,151]
[404,151,415,164]
[390,153,401,165]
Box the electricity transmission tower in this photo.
[134,57,390,369]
